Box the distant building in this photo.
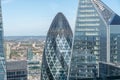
[6,60,27,80]
[0,0,6,80]
[41,12,73,80]
[68,0,120,79]
[5,43,11,60]
[27,48,41,80]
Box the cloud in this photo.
[1,0,14,4]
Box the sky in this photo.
[1,0,120,36]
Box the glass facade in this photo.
[110,16,120,64]
[68,0,116,79]
[99,62,120,77]
[110,34,120,64]
[41,13,73,80]
[0,1,6,80]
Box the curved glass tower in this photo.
[41,12,73,80]
[0,0,6,80]
[68,0,119,79]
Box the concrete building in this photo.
[6,60,27,80]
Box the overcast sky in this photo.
[1,0,120,36]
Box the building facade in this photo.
[41,12,73,80]
[0,0,6,80]
[6,60,27,80]
[110,15,120,64]
[68,0,120,79]
[110,34,120,64]
[27,48,41,80]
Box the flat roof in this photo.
[6,60,27,70]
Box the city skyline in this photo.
[2,0,120,80]
[1,0,120,36]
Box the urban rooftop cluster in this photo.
[0,0,120,80]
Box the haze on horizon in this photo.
[1,0,120,36]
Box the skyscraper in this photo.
[41,12,73,80]
[68,0,120,79]
[0,0,6,80]
[110,12,120,64]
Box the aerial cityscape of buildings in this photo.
[69,0,120,79]
[4,36,45,80]
[5,36,44,61]
[0,0,120,80]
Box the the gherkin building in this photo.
[41,12,73,80]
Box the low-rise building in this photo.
[6,60,27,80]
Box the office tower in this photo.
[0,0,6,80]
[41,12,73,80]
[27,48,41,80]
[6,60,27,80]
[68,0,120,79]
[110,14,120,64]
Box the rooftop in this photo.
[6,60,27,70]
